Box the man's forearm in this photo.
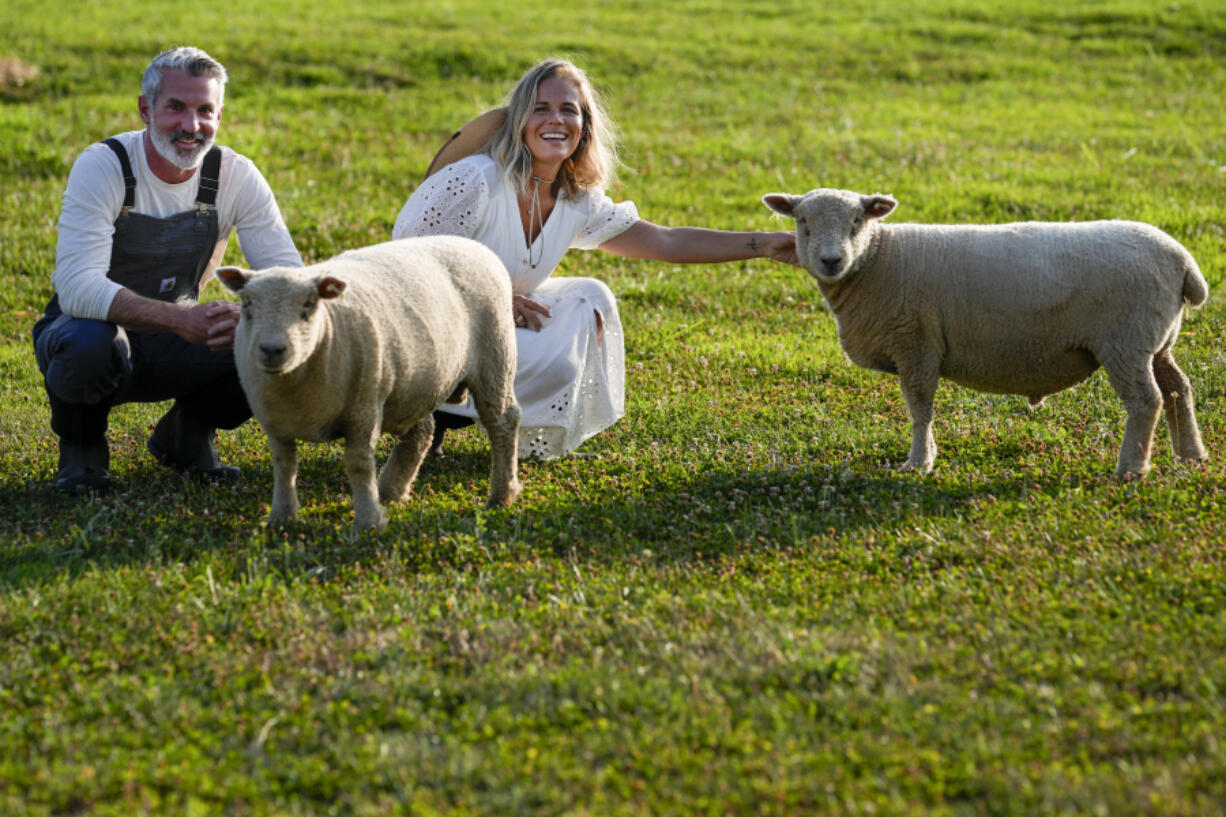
[106,288,185,333]
[107,289,238,348]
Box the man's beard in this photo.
[149,114,214,171]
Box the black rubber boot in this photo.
[147,404,239,483]
[56,437,111,496]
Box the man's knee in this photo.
[35,317,131,405]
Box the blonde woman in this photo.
[394,58,796,459]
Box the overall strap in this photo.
[195,146,222,207]
[102,138,136,214]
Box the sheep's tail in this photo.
[1181,256,1209,308]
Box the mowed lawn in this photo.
[2,1,1226,814]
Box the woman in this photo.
[393,58,796,459]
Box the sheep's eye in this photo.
[852,215,864,230]
[241,302,252,320]
[301,299,317,321]
[795,216,806,226]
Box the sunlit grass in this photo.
[2,1,1226,814]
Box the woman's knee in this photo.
[581,278,617,311]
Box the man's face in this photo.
[140,69,224,172]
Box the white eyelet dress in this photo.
[392,154,639,459]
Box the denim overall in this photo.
[33,139,250,487]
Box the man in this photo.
[32,46,302,495]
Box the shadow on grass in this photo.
[1,429,1216,592]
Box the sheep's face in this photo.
[763,189,897,284]
[217,267,346,375]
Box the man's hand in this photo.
[200,300,240,349]
[170,300,240,348]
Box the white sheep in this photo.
[217,236,521,530]
[762,188,1209,477]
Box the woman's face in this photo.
[524,75,584,172]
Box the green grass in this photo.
[3,0,1226,814]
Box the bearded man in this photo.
[32,46,302,495]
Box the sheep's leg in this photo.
[474,394,522,508]
[268,435,300,523]
[344,428,386,531]
[1102,358,1163,478]
[378,415,434,503]
[1153,349,1207,464]
[897,369,939,473]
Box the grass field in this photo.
[3,1,1226,814]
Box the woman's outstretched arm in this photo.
[599,219,797,266]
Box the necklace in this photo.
[526,174,554,269]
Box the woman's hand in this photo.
[513,294,551,331]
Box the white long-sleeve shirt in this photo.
[52,130,302,320]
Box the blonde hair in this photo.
[484,58,618,197]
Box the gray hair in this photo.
[141,47,227,104]
[484,58,618,197]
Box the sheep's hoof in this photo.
[379,486,411,503]
[485,480,523,509]
[354,516,388,533]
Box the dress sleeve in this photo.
[571,191,639,250]
[392,157,489,240]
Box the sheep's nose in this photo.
[820,255,843,271]
[259,342,286,360]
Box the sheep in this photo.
[217,236,522,530]
[762,187,1209,478]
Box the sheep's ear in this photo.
[317,277,346,299]
[762,193,801,218]
[863,194,897,220]
[216,266,250,292]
